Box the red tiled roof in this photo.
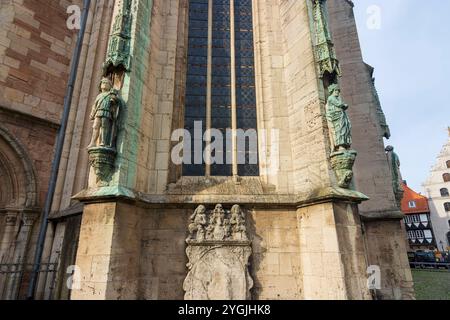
[400,183,429,215]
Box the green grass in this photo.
[412,269,450,300]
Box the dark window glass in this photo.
[441,188,449,197]
[183,0,258,177]
[183,0,209,176]
[444,202,450,212]
[235,0,259,176]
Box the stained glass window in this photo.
[183,0,259,177]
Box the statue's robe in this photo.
[326,95,352,149]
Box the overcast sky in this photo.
[352,0,450,193]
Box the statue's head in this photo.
[195,205,206,215]
[231,205,241,215]
[328,83,340,96]
[385,145,394,152]
[99,77,113,92]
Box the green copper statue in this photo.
[385,145,404,207]
[88,78,123,149]
[326,84,352,151]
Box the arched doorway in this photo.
[0,125,39,299]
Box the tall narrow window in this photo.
[235,0,258,176]
[183,0,259,177]
[443,173,450,182]
[441,188,449,197]
[183,0,208,176]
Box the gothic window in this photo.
[183,0,259,177]
[446,160,450,169]
[443,173,450,182]
[441,188,449,197]
[444,202,450,212]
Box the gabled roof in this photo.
[401,183,429,215]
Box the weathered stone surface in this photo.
[184,204,253,300]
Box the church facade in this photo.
[0,0,414,300]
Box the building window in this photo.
[443,173,450,182]
[412,215,420,223]
[408,201,416,208]
[404,215,411,224]
[441,188,449,197]
[447,160,450,169]
[444,202,450,212]
[415,230,424,239]
[424,230,433,239]
[419,214,428,223]
[407,231,415,240]
[183,0,259,177]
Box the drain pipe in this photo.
[27,0,91,300]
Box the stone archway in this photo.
[0,125,38,209]
[0,125,39,299]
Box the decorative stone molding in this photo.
[330,150,357,189]
[102,0,133,76]
[183,204,253,300]
[88,146,117,187]
[311,0,341,79]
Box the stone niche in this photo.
[183,204,253,300]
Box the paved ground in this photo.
[412,269,450,300]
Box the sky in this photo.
[352,0,450,193]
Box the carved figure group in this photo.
[187,204,248,242]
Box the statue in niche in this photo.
[187,205,208,241]
[326,84,352,151]
[88,78,123,149]
[385,145,404,206]
[230,205,248,241]
[207,204,229,241]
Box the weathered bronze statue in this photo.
[385,145,404,207]
[88,78,122,149]
[326,84,352,151]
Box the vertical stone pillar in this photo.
[0,210,19,263]
[2,210,38,300]
[298,202,371,300]
[70,201,141,300]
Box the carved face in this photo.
[100,79,112,92]
[231,205,240,216]
[333,89,340,97]
[197,205,206,215]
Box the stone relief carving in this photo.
[184,204,253,300]
[326,84,357,189]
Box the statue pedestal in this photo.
[330,150,357,188]
[88,147,116,186]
